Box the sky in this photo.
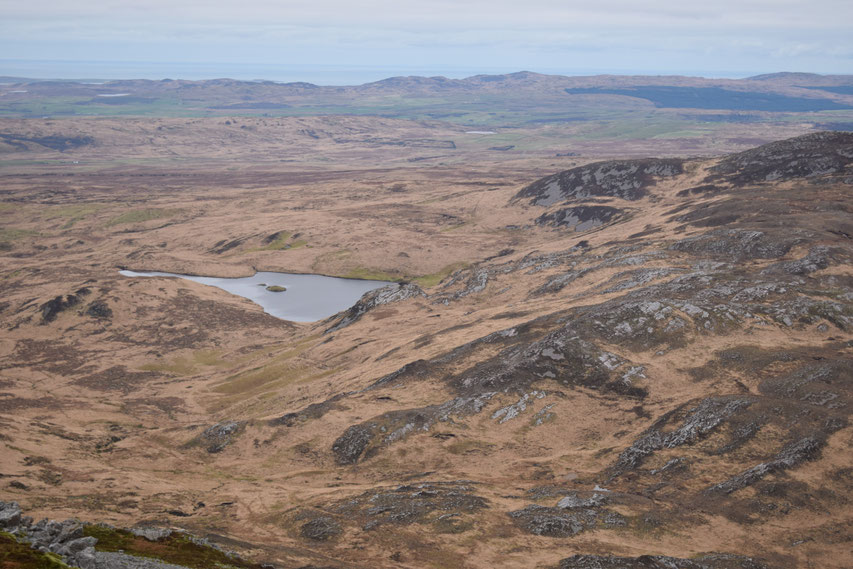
[1,0,852,83]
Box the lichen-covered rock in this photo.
[332,482,487,531]
[536,206,623,230]
[200,420,244,453]
[0,500,22,528]
[299,517,342,541]
[763,246,832,275]
[707,435,826,495]
[325,283,425,332]
[331,424,374,465]
[708,130,853,186]
[509,505,585,537]
[129,527,173,541]
[610,397,755,477]
[671,229,800,260]
[516,158,684,206]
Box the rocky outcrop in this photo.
[330,482,488,531]
[536,205,623,230]
[299,517,342,541]
[509,491,625,537]
[86,300,114,319]
[199,420,245,453]
[707,130,853,186]
[325,283,425,333]
[670,229,800,261]
[0,501,263,569]
[1,501,97,569]
[609,396,756,477]
[40,287,91,323]
[515,158,683,206]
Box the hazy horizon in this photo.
[0,59,841,86]
[2,0,851,84]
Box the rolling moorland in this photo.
[0,72,852,569]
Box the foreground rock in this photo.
[0,501,266,569]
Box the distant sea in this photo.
[0,60,757,85]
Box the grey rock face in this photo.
[610,397,754,476]
[0,502,258,569]
[0,504,101,569]
[536,206,623,230]
[671,229,799,261]
[332,481,487,531]
[764,246,832,275]
[708,130,853,185]
[201,420,245,453]
[516,158,684,206]
[509,505,584,537]
[299,517,342,541]
[331,424,374,465]
[129,527,173,541]
[0,500,23,528]
[556,492,608,510]
[325,283,425,332]
[707,436,825,495]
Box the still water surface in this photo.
[119,270,391,322]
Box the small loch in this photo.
[119,270,393,322]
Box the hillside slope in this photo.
[0,132,851,569]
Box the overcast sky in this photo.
[2,0,852,81]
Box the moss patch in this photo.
[82,525,264,569]
[247,230,308,253]
[343,266,402,282]
[46,204,106,229]
[0,532,72,568]
[140,350,227,376]
[0,228,38,248]
[414,262,469,288]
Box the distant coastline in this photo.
[0,59,765,85]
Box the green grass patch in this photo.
[141,350,227,376]
[0,228,37,250]
[343,266,401,282]
[46,203,106,228]
[106,208,182,227]
[260,231,291,250]
[82,525,263,569]
[244,231,308,254]
[413,262,469,288]
[213,362,311,394]
[0,532,72,568]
